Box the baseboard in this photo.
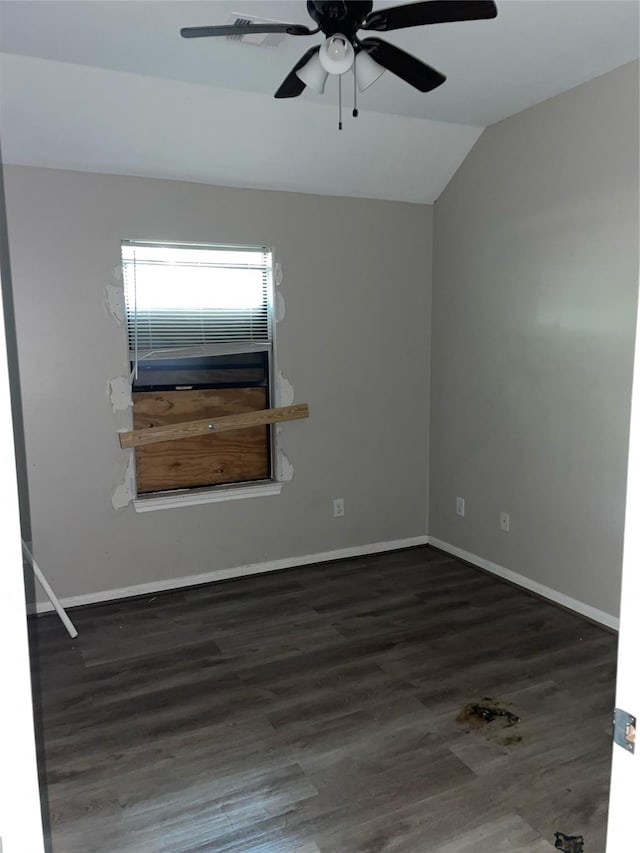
[31,534,618,631]
[428,537,619,631]
[28,535,430,615]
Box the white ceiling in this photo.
[2,0,638,124]
[0,1,638,202]
[0,52,483,203]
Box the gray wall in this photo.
[430,61,640,618]
[3,166,432,602]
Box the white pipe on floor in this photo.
[22,541,78,639]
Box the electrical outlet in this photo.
[456,496,465,517]
[333,498,344,518]
[500,512,510,532]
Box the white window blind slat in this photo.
[122,242,273,362]
[133,342,272,362]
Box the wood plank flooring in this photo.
[28,546,617,853]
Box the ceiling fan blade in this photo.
[180,23,316,39]
[362,1,497,32]
[359,38,446,92]
[274,46,321,98]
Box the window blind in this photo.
[122,242,272,363]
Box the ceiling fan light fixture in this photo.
[354,50,386,91]
[318,33,355,74]
[295,51,329,93]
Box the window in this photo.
[122,241,275,496]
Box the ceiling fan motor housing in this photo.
[306,1,373,38]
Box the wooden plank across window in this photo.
[120,403,309,449]
[131,388,269,493]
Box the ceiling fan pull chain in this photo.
[353,56,358,118]
[338,73,343,130]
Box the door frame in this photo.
[606,271,640,849]
[0,158,45,851]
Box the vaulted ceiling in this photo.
[1,1,638,202]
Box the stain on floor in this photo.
[457,699,520,728]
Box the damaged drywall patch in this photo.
[112,451,136,510]
[106,266,135,510]
[278,449,295,482]
[274,367,295,480]
[276,371,294,407]
[274,262,285,323]
[103,283,126,327]
[108,376,132,413]
[273,424,295,482]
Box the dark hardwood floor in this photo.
[29,546,617,853]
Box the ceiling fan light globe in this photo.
[355,51,386,92]
[295,52,329,94]
[328,37,347,61]
[318,33,355,74]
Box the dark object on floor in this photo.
[457,702,520,727]
[554,831,585,852]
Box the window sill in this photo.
[133,480,282,513]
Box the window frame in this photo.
[121,239,281,507]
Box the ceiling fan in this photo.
[181,1,498,123]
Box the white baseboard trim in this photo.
[29,535,430,615]
[428,537,619,631]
